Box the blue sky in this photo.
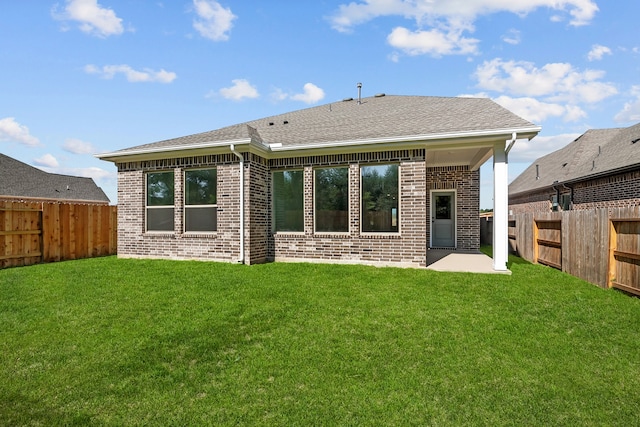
[1,1,638,207]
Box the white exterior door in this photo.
[431,191,456,248]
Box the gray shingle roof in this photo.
[0,153,110,203]
[106,95,538,155]
[509,122,640,195]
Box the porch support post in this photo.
[493,141,509,271]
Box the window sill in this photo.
[144,232,175,237]
[360,232,402,238]
[183,231,218,237]
[274,231,305,236]
[313,232,351,237]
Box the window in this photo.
[146,171,174,232]
[315,167,349,232]
[361,164,399,233]
[184,168,217,232]
[273,170,304,232]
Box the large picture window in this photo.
[361,164,399,233]
[273,170,304,232]
[184,168,217,232]
[146,171,175,232]
[315,167,349,232]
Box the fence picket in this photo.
[0,201,117,269]
[511,207,640,291]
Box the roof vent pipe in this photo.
[357,82,362,105]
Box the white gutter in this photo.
[95,127,540,162]
[95,138,252,161]
[229,144,245,264]
[267,126,541,153]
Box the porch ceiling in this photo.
[426,146,493,171]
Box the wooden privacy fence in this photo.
[508,206,640,295]
[0,200,117,269]
[609,218,640,296]
[534,219,562,270]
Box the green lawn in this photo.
[1,255,639,426]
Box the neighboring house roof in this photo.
[97,95,540,164]
[509,122,640,196]
[0,153,110,203]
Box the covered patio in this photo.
[426,249,512,275]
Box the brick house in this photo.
[0,153,110,204]
[509,122,640,213]
[97,95,540,270]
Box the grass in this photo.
[1,255,639,426]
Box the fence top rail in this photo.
[611,218,640,223]
[0,207,42,212]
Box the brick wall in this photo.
[509,188,552,214]
[246,154,270,264]
[115,149,482,267]
[426,166,480,250]
[116,155,240,262]
[509,169,640,213]
[269,150,428,267]
[572,170,640,209]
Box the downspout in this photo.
[552,181,560,211]
[230,144,245,264]
[505,132,517,155]
[562,183,574,209]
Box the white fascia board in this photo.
[95,138,253,162]
[95,125,541,162]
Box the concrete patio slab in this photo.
[426,249,511,275]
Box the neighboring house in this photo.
[97,95,540,270]
[509,122,640,213]
[0,153,110,204]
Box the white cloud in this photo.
[192,0,236,41]
[329,1,597,58]
[271,83,326,104]
[0,117,40,146]
[290,83,326,104]
[39,165,114,182]
[387,25,479,57]
[474,58,618,105]
[387,51,401,62]
[63,138,98,154]
[67,166,113,180]
[52,0,124,38]
[330,0,598,32]
[494,95,586,123]
[614,85,640,123]
[270,88,289,102]
[587,44,612,61]
[219,79,259,101]
[509,133,581,163]
[34,154,60,168]
[502,29,521,45]
[84,64,177,83]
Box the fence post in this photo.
[533,219,539,264]
[608,219,617,289]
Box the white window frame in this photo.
[145,170,175,233]
[183,167,218,234]
[313,166,350,234]
[360,163,401,235]
[272,169,305,234]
